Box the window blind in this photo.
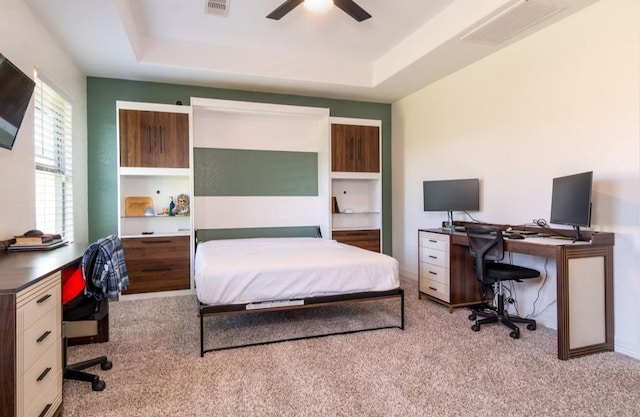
[34,71,73,241]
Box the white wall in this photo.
[0,0,87,242]
[392,0,640,359]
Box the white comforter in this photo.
[194,237,399,306]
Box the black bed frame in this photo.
[199,288,405,356]
[195,226,404,356]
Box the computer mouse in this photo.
[507,233,525,239]
[24,229,43,237]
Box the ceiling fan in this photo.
[267,0,372,22]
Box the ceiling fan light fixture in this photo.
[303,0,334,14]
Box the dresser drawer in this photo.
[122,235,190,293]
[420,246,450,268]
[21,308,60,370]
[22,341,61,412]
[23,368,62,417]
[419,232,449,252]
[16,273,60,333]
[419,277,449,303]
[332,229,381,253]
[420,263,449,286]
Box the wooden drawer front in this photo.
[21,310,60,370]
[419,232,449,252]
[333,229,380,253]
[420,247,450,268]
[419,277,449,303]
[17,273,60,333]
[21,341,61,414]
[23,366,62,417]
[122,236,190,293]
[420,263,449,286]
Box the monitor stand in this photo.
[572,225,589,242]
[445,210,455,230]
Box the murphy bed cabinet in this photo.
[330,118,382,252]
[117,101,192,295]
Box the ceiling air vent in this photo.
[205,0,230,17]
[460,0,564,45]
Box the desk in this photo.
[0,243,87,417]
[418,226,614,360]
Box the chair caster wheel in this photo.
[468,314,477,321]
[527,323,537,331]
[92,379,106,391]
[471,323,481,332]
[510,330,520,339]
[101,361,113,371]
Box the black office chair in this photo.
[63,235,129,391]
[63,247,112,391]
[465,224,539,339]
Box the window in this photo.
[34,72,73,241]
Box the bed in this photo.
[195,227,404,356]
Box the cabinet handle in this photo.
[428,271,438,275]
[37,330,52,343]
[428,239,438,243]
[428,287,438,291]
[37,367,52,382]
[428,255,438,259]
[147,126,152,153]
[141,267,172,272]
[37,293,52,303]
[39,404,52,417]
[159,125,164,153]
[142,240,172,244]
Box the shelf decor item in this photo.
[172,193,190,216]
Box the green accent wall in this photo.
[194,148,318,196]
[87,77,392,253]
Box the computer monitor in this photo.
[423,178,480,228]
[550,171,593,241]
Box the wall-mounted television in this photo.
[0,53,35,150]
[423,178,480,227]
[550,171,593,241]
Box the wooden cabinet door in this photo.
[355,125,379,173]
[154,112,189,168]
[331,124,379,173]
[119,109,156,167]
[119,110,189,168]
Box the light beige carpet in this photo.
[62,279,640,416]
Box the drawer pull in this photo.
[39,404,52,417]
[142,240,172,244]
[428,239,438,243]
[141,267,172,272]
[37,367,52,382]
[37,293,52,303]
[429,271,438,275]
[428,255,438,259]
[428,287,438,291]
[37,330,52,343]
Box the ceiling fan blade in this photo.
[267,0,304,20]
[334,0,371,22]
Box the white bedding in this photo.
[194,237,399,306]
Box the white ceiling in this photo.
[24,0,599,103]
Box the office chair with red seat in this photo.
[62,235,129,391]
[465,224,539,339]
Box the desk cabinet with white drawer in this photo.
[15,272,62,417]
[418,230,483,312]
